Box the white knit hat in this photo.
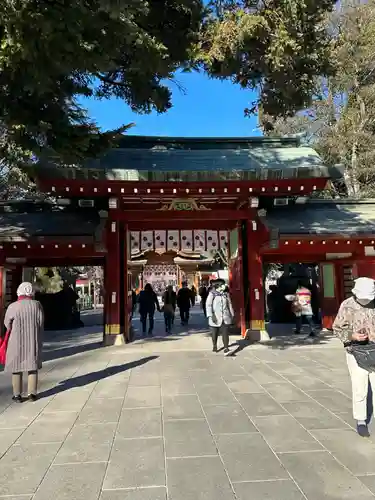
[17,282,34,297]
[352,277,375,300]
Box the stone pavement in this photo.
[2,311,375,499]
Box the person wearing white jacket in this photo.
[206,279,234,355]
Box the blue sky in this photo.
[81,71,261,137]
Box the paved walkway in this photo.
[1,311,375,499]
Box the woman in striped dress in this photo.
[3,282,44,403]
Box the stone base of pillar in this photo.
[103,323,125,346]
[244,320,270,342]
[103,332,126,346]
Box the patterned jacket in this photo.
[332,296,375,343]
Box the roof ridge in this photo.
[115,135,301,149]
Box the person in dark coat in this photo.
[199,285,209,317]
[191,285,197,307]
[3,282,44,403]
[131,289,137,319]
[177,282,192,326]
[138,283,160,336]
[162,285,177,334]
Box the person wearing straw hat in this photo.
[333,277,375,437]
[3,282,44,403]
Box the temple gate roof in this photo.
[265,200,375,236]
[33,136,342,182]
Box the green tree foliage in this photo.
[34,266,82,293]
[200,0,337,118]
[34,268,63,293]
[0,0,203,162]
[265,0,375,198]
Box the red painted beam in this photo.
[36,177,328,197]
[17,257,104,267]
[0,241,104,265]
[127,220,236,231]
[112,208,256,222]
[261,236,375,255]
[262,254,375,264]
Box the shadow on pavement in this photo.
[42,341,103,363]
[229,333,332,355]
[37,356,158,399]
[261,334,331,351]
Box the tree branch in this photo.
[95,73,128,88]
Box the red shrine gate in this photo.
[103,198,270,344]
[2,136,375,345]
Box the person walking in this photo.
[199,284,209,317]
[162,285,177,334]
[333,277,375,437]
[138,283,160,336]
[190,285,197,307]
[177,282,192,326]
[131,289,137,319]
[206,279,234,355]
[290,281,315,337]
[3,282,44,403]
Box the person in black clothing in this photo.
[138,284,160,336]
[162,285,177,334]
[177,282,192,326]
[131,290,137,319]
[191,286,197,307]
[199,285,209,317]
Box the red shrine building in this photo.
[1,136,375,344]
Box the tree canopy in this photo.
[201,0,337,117]
[265,0,375,198]
[0,0,337,164]
[0,0,203,163]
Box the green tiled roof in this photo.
[0,204,99,241]
[35,136,341,182]
[265,200,375,235]
[85,146,323,172]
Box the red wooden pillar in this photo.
[12,266,23,301]
[246,220,266,337]
[320,262,341,330]
[0,265,23,326]
[104,219,124,345]
[228,224,246,335]
[123,223,130,342]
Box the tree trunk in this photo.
[346,76,366,197]
[344,141,360,197]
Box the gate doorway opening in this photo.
[3,261,104,333]
[264,262,322,328]
[128,228,230,341]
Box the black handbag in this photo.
[349,342,375,372]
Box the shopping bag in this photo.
[350,342,375,372]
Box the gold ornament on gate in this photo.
[158,198,211,211]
